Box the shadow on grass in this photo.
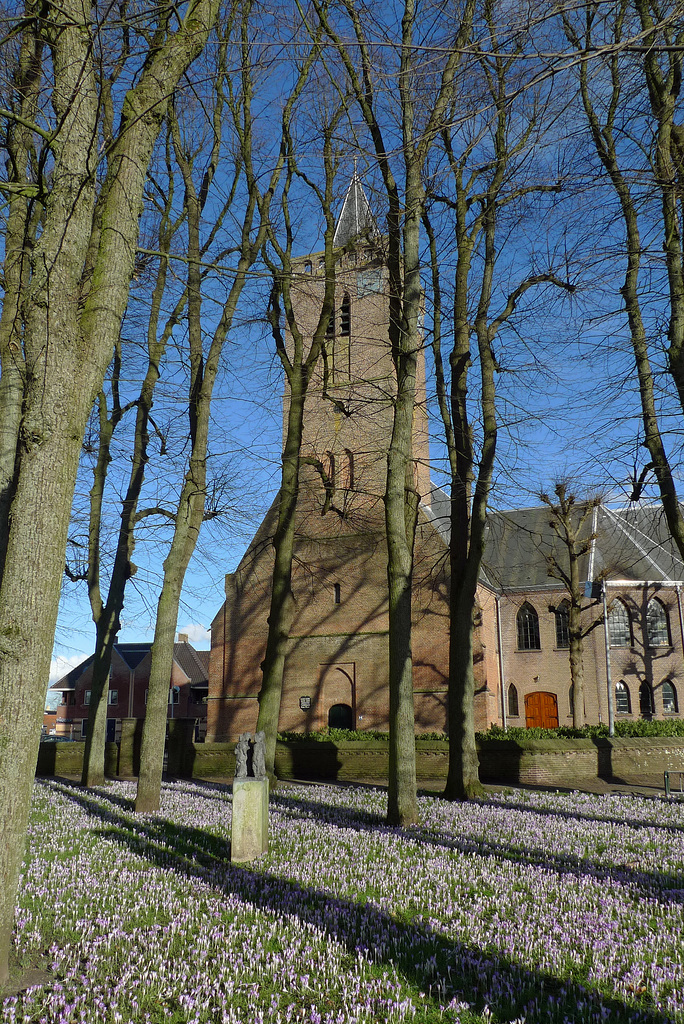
[43,779,677,1024]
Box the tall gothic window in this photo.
[615,681,631,715]
[639,681,654,717]
[324,451,335,487]
[662,680,678,714]
[555,601,570,649]
[508,684,519,717]
[342,449,354,490]
[608,600,631,647]
[341,292,351,335]
[517,602,541,650]
[646,598,669,647]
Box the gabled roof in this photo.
[116,643,152,671]
[173,642,209,685]
[51,640,209,690]
[425,487,684,592]
[333,174,379,247]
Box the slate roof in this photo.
[424,488,684,592]
[333,175,379,247]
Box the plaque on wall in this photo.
[299,695,312,710]
[357,267,383,296]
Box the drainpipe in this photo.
[602,583,615,736]
[128,665,135,719]
[675,585,684,657]
[496,594,507,731]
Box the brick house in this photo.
[51,637,209,741]
[207,176,684,740]
[464,500,684,730]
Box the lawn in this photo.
[3,779,684,1023]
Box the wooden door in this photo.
[525,691,559,729]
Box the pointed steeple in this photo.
[333,174,378,247]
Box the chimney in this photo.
[177,632,189,643]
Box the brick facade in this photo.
[208,182,684,740]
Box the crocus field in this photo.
[3,780,684,1024]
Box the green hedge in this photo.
[278,720,684,744]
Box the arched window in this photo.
[304,260,312,273]
[662,680,678,714]
[555,601,570,649]
[639,681,654,717]
[615,680,631,715]
[342,449,354,489]
[517,603,540,650]
[341,292,351,336]
[608,600,631,647]
[646,598,670,647]
[323,451,335,487]
[508,684,519,717]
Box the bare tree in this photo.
[0,0,220,986]
[134,1,304,813]
[424,0,575,798]
[539,482,602,728]
[255,91,342,777]
[562,0,684,557]
[77,128,190,787]
[311,0,477,825]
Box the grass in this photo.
[3,779,684,1023]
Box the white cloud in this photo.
[176,623,210,649]
[49,652,87,684]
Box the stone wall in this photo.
[34,735,684,786]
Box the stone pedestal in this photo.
[231,777,269,863]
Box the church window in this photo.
[304,260,312,273]
[342,449,354,489]
[334,583,341,605]
[639,681,654,717]
[608,600,631,647]
[508,684,519,717]
[615,680,631,714]
[646,598,669,647]
[325,306,335,337]
[662,680,678,713]
[324,451,335,486]
[555,601,570,649]
[341,292,351,336]
[517,602,540,650]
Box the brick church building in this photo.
[207,177,684,740]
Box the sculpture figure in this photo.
[235,732,250,778]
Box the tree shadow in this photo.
[42,780,678,1024]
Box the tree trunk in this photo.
[0,0,220,984]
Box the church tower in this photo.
[287,174,431,519]
[208,176,449,742]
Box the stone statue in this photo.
[235,732,250,778]
[252,731,266,779]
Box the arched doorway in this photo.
[328,703,354,730]
[525,691,559,729]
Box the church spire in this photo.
[333,173,378,247]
